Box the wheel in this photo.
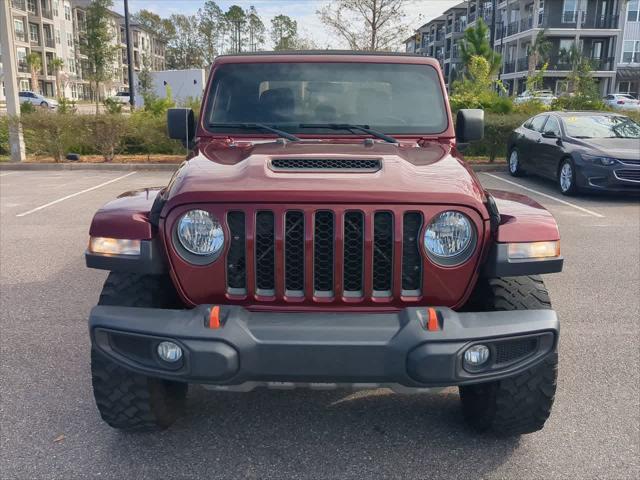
[459,276,558,436]
[91,273,187,431]
[40,101,48,108]
[508,148,525,177]
[558,158,577,195]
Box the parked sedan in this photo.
[513,90,557,106]
[603,94,640,112]
[18,91,58,109]
[507,112,640,195]
[108,91,132,104]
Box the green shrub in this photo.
[102,97,123,114]
[123,111,184,158]
[18,111,81,162]
[0,116,9,156]
[85,114,128,162]
[57,98,77,114]
[513,99,549,115]
[462,113,529,161]
[550,95,607,111]
[20,101,36,114]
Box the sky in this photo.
[112,0,461,49]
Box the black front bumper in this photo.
[90,305,558,388]
[576,162,640,192]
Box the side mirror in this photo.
[456,109,484,145]
[541,131,558,139]
[167,108,195,147]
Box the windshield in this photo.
[564,115,640,139]
[205,62,448,135]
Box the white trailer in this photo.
[133,69,206,107]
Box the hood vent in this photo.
[270,158,382,172]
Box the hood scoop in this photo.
[269,158,382,173]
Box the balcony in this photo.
[519,16,533,32]
[582,14,619,29]
[30,36,40,46]
[517,57,529,72]
[506,20,519,37]
[11,0,26,10]
[469,11,476,23]
[503,60,516,74]
[17,61,29,73]
[545,56,614,71]
[15,32,27,42]
[45,37,54,48]
[41,8,53,20]
[540,13,619,29]
[445,23,452,34]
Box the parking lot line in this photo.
[482,173,605,218]
[0,172,17,177]
[15,172,137,217]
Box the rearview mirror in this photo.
[456,109,484,145]
[167,108,195,147]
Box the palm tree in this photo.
[50,57,65,98]
[527,30,552,75]
[25,52,42,94]
[459,19,502,76]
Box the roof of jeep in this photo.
[213,50,440,66]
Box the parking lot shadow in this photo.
[104,386,521,479]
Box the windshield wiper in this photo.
[208,123,300,142]
[298,123,399,144]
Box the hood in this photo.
[575,138,640,161]
[163,139,488,217]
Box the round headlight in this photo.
[424,211,475,265]
[176,209,224,256]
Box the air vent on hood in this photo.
[270,158,381,172]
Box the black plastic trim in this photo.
[89,304,559,387]
[85,239,167,274]
[482,243,564,277]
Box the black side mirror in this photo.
[456,109,484,145]
[167,108,195,148]
[541,131,558,139]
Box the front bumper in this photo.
[576,162,640,192]
[90,305,559,388]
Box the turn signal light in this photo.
[507,241,560,260]
[89,237,141,256]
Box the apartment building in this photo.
[1,0,166,103]
[404,0,640,97]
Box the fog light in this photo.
[464,345,490,368]
[157,341,183,363]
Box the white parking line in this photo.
[0,172,17,177]
[482,173,605,218]
[16,172,137,217]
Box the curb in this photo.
[1,162,508,173]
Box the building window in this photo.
[20,79,31,91]
[71,83,77,99]
[622,41,640,63]
[14,19,26,42]
[53,0,59,16]
[64,4,71,21]
[628,0,640,21]
[562,0,578,23]
[68,57,76,73]
[55,29,61,44]
[27,0,37,14]
[67,32,73,48]
[29,23,39,44]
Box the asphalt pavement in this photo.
[0,169,638,479]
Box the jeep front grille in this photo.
[224,208,426,302]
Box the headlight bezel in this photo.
[582,153,617,166]
[173,209,225,265]
[423,210,477,267]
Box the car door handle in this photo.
[536,137,542,143]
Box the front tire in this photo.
[40,101,48,108]
[508,148,525,177]
[558,158,577,195]
[91,273,187,431]
[459,276,558,436]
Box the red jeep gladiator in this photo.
[86,52,563,435]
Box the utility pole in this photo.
[124,0,135,108]
[0,0,26,162]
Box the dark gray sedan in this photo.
[507,111,640,195]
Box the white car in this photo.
[108,91,132,104]
[18,91,58,109]
[603,94,640,111]
[514,90,557,106]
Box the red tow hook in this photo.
[208,306,221,329]
[423,307,441,331]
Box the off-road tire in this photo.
[91,273,187,431]
[459,276,558,436]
